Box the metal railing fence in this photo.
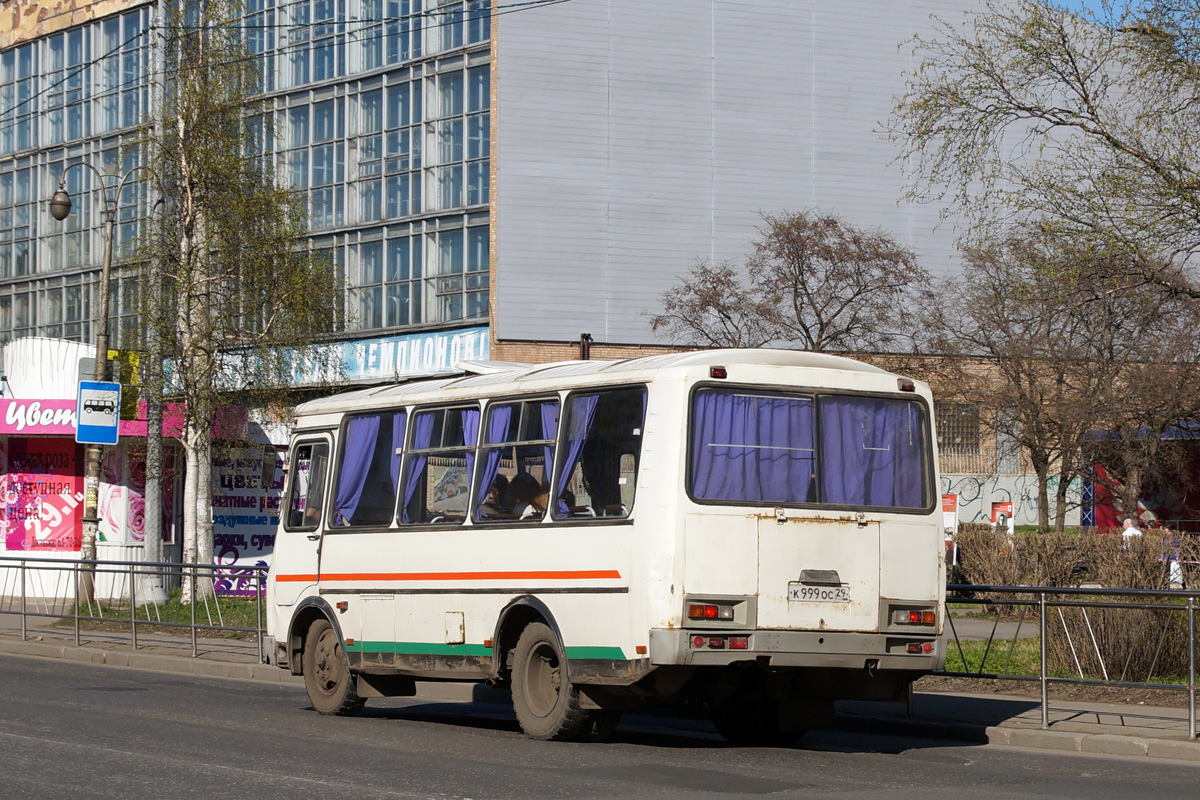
[941,583,1198,738]
[0,555,267,662]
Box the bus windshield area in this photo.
[689,388,928,510]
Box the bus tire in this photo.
[511,622,590,741]
[302,618,365,716]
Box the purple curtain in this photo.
[462,406,480,487]
[819,397,924,508]
[401,411,436,522]
[389,411,407,494]
[540,400,559,482]
[474,404,514,514]
[554,394,598,516]
[690,390,815,503]
[333,415,381,526]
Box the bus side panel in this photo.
[315,525,641,678]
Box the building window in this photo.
[285,0,345,89]
[936,404,981,457]
[387,234,422,327]
[247,0,277,94]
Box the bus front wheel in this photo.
[302,618,365,716]
[511,622,591,741]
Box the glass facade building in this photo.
[0,0,492,360]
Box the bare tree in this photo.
[891,0,1200,295]
[650,211,932,353]
[928,222,1200,530]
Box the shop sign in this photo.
[1,438,82,552]
[1,399,77,434]
[294,327,491,384]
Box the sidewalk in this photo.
[1,616,1198,762]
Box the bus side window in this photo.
[475,398,558,523]
[553,387,646,519]
[286,442,329,530]
[399,405,479,525]
[330,411,407,527]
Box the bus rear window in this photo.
[689,388,928,510]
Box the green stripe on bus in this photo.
[344,642,627,660]
[564,646,627,660]
[346,641,493,656]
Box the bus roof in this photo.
[294,348,897,418]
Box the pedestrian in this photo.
[1122,517,1142,542]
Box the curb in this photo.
[0,638,300,684]
[836,710,1200,762]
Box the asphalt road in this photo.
[2,653,1198,800]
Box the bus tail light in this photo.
[688,603,734,621]
[692,635,706,648]
[729,636,748,650]
[892,609,936,625]
[906,642,934,654]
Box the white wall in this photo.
[494,0,980,344]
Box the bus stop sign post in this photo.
[76,380,120,605]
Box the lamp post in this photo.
[49,162,148,602]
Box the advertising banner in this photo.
[1,438,82,551]
[991,501,1015,534]
[211,445,284,596]
[941,494,959,534]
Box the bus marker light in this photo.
[718,606,734,621]
[710,367,728,379]
[692,635,706,648]
[704,605,719,619]
[708,637,726,649]
[484,638,493,649]
[729,637,748,650]
[636,645,647,654]
[923,642,933,654]
[906,643,922,654]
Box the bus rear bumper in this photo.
[648,628,945,672]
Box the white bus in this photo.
[265,349,945,742]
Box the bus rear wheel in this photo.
[303,618,365,716]
[511,622,591,741]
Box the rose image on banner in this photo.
[3,438,82,552]
[97,484,126,543]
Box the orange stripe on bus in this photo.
[275,570,622,582]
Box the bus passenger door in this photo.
[272,438,331,608]
[757,512,881,633]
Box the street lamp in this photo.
[49,161,148,601]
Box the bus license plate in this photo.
[788,583,851,603]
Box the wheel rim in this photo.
[312,627,343,694]
[523,638,563,719]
